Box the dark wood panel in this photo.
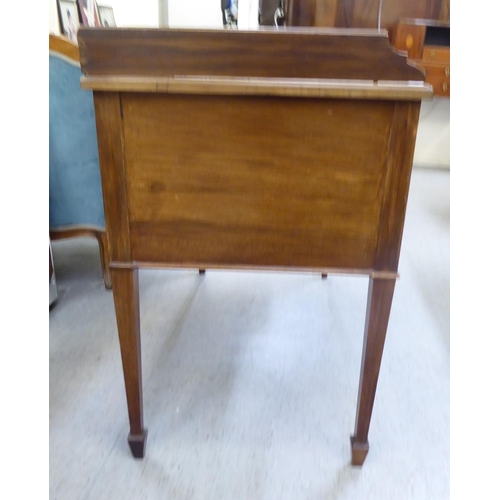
[374,101,421,271]
[122,93,395,269]
[123,94,393,180]
[286,0,316,26]
[286,0,345,28]
[78,27,425,82]
[286,0,444,31]
[93,92,131,262]
[439,0,450,21]
[315,0,343,27]
[130,221,376,269]
[344,0,441,31]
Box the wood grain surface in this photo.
[92,92,131,262]
[78,27,425,82]
[81,75,432,100]
[121,93,396,270]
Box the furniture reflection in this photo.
[49,34,111,289]
[79,27,432,466]
[393,19,450,98]
[281,0,449,36]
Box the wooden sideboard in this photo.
[78,27,432,466]
[283,0,449,34]
[393,19,450,97]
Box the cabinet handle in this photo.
[430,50,435,59]
[442,82,448,92]
[445,67,450,77]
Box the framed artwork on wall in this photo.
[98,5,116,27]
[77,0,102,27]
[57,0,80,44]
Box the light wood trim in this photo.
[398,18,450,28]
[255,26,389,37]
[108,260,399,280]
[81,76,433,100]
[49,34,80,62]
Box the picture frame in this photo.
[76,0,102,27]
[98,5,116,27]
[57,0,80,44]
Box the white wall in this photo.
[111,0,159,27]
[49,0,60,34]
[167,0,222,29]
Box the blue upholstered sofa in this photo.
[49,34,111,288]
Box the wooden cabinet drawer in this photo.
[422,46,450,63]
[392,20,450,98]
[417,62,450,97]
[393,23,426,59]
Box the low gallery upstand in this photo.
[78,27,432,466]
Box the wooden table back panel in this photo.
[78,27,425,82]
[123,93,394,270]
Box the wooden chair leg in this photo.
[50,226,112,289]
[96,231,112,289]
[351,276,396,466]
[111,267,147,458]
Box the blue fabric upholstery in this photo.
[49,54,105,228]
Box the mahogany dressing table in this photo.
[78,27,432,466]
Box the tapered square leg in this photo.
[111,267,146,458]
[350,436,369,466]
[128,430,148,458]
[351,276,396,466]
